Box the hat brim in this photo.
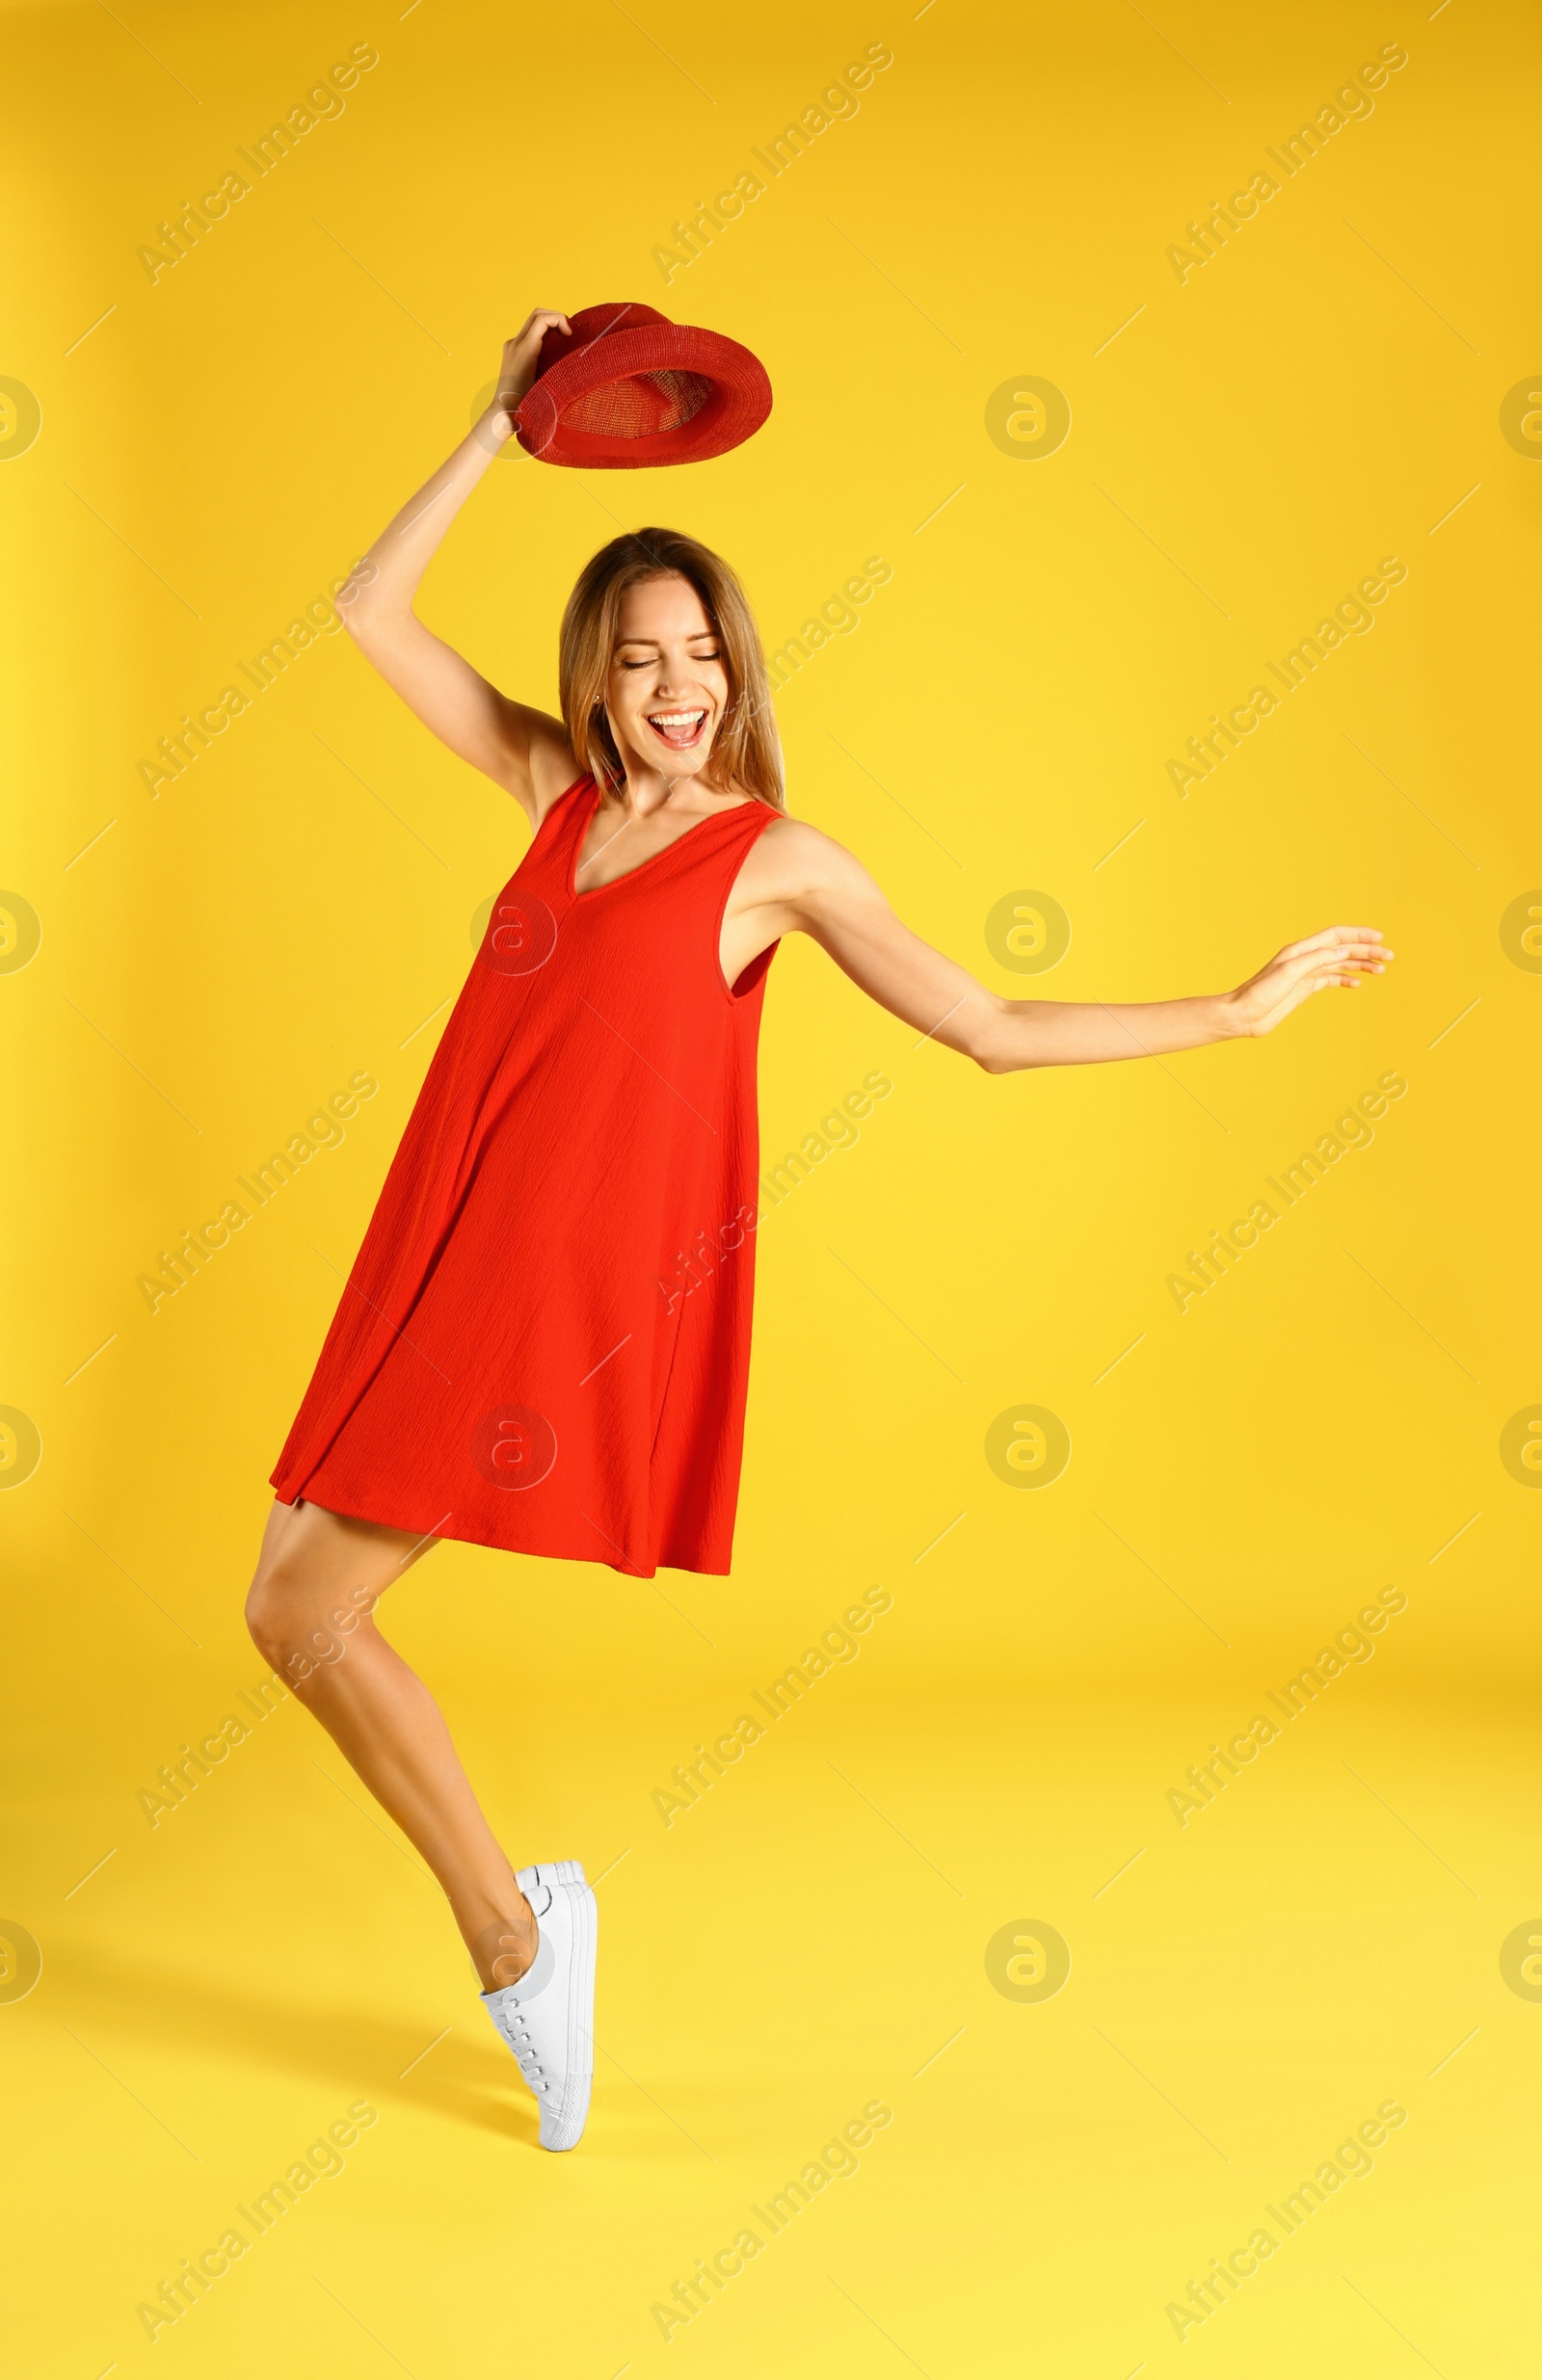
[515,324,771,470]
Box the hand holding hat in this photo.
[487,308,573,443]
[484,303,772,470]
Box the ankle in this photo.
[469,1896,538,1992]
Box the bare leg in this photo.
[245,1497,536,1990]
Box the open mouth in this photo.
[646,708,708,752]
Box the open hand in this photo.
[1225,927,1393,1037]
[488,308,572,439]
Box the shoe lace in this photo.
[503,2008,550,2093]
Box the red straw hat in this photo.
[513,303,772,469]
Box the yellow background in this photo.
[3,1,1538,2371]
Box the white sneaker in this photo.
[481,1860,597,2152]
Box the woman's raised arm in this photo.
[339,309,576,823]
[739,820,1391,1070]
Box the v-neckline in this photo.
[567,776,754,905]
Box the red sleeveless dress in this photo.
[269,775,779,1578]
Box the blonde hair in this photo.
[558,527,784,811]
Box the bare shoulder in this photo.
[523,709,582,822]
[736,813,884,913]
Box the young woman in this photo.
[246,308,1390,2153]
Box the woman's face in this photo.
[605,572,730,783]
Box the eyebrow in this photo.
[614,631,719,645]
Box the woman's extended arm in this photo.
[740,820,1391,1070]
[338,309,576,822]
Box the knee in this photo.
[245,1553,374,1680]
[244,1561,296,1671]
[245,1556,333,1680]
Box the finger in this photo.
[1275,924,1388,964]
[1275,933,1389,961]
[1303,957,1373,986]
[1270,943,1388,992]
[1272,927,1344,961]
[1324,938,1390,963]
[1265,946,1345,992]
[1282,963,1356,1012]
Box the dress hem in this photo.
[267,1470,728,1581]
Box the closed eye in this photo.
[619,649,720,669]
